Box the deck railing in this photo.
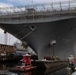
[0,1,76,23]
[0,1,76,14]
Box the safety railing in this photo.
[0,1,76,23]
[0,1,76,14]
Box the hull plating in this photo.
[0,18,76,59]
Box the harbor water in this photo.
[0,63,68,75]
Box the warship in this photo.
[0,1,76,60]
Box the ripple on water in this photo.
[0,70,17,75]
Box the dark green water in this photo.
[0,63,68,75]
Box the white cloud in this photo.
[0,0,74,13]
[7,0,73,4]
[0,28,4,34]
[0,34,4,44]
[0,2,26,13]
[0,2,14,13]
[0,28,20,45]
[7,0,32,5]
[34,0,70,3]
[0,2,13,8]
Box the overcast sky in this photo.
[0,0,74,7]
[0,28,20,45]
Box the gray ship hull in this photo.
[0,18,76,59]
